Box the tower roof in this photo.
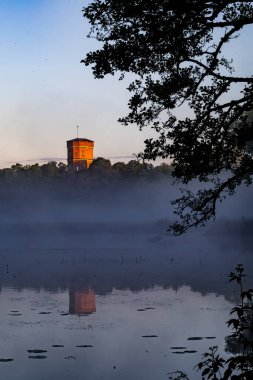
[67,138,94,143]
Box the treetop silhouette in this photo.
[83,0,253,234]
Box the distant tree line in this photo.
[0,158,172,183]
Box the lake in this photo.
[0,221,252,380]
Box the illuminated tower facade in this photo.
[67,137,94,171]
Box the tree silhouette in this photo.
[89,157,112,175]
[83,0,253,234]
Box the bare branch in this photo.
[208,17,253,28]
[185,59,253,83]
[210,95,252,112]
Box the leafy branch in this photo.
[168,264,253,380]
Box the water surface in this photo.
[0,221,252,380]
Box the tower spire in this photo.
[77,125,79,139]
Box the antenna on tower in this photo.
[77,125,79,139]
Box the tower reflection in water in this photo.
[69,287,96,315]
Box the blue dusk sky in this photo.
[0,0,252,167]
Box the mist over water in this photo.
[0,176,252,379]
[0,177,174,224]
[1,174,253,223]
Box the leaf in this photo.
[223,367,233,380]
[202,368,210,376]
[227,318,239,329]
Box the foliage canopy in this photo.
[83,0,253,234]
[0,159,171,182]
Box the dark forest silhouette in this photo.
[0,158,172,182]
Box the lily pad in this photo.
[27,349,47,354]
[205,337,216,339]
[172,350,197,354]
[52,345,64,348]
[76,345,93,348]
[187,337,203,340]
[142,335,158,338]
[28,356,47,359]
[184,350,197,353]
[65,355,76,360]
[0,358,13,362]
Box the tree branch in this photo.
[208,17,253,28]
[170,165,253,235]
[185,59,253,83]
[210,95,252,112]
[208,26,240,71]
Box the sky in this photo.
[0,0,252,167]
[0,0,155,167]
